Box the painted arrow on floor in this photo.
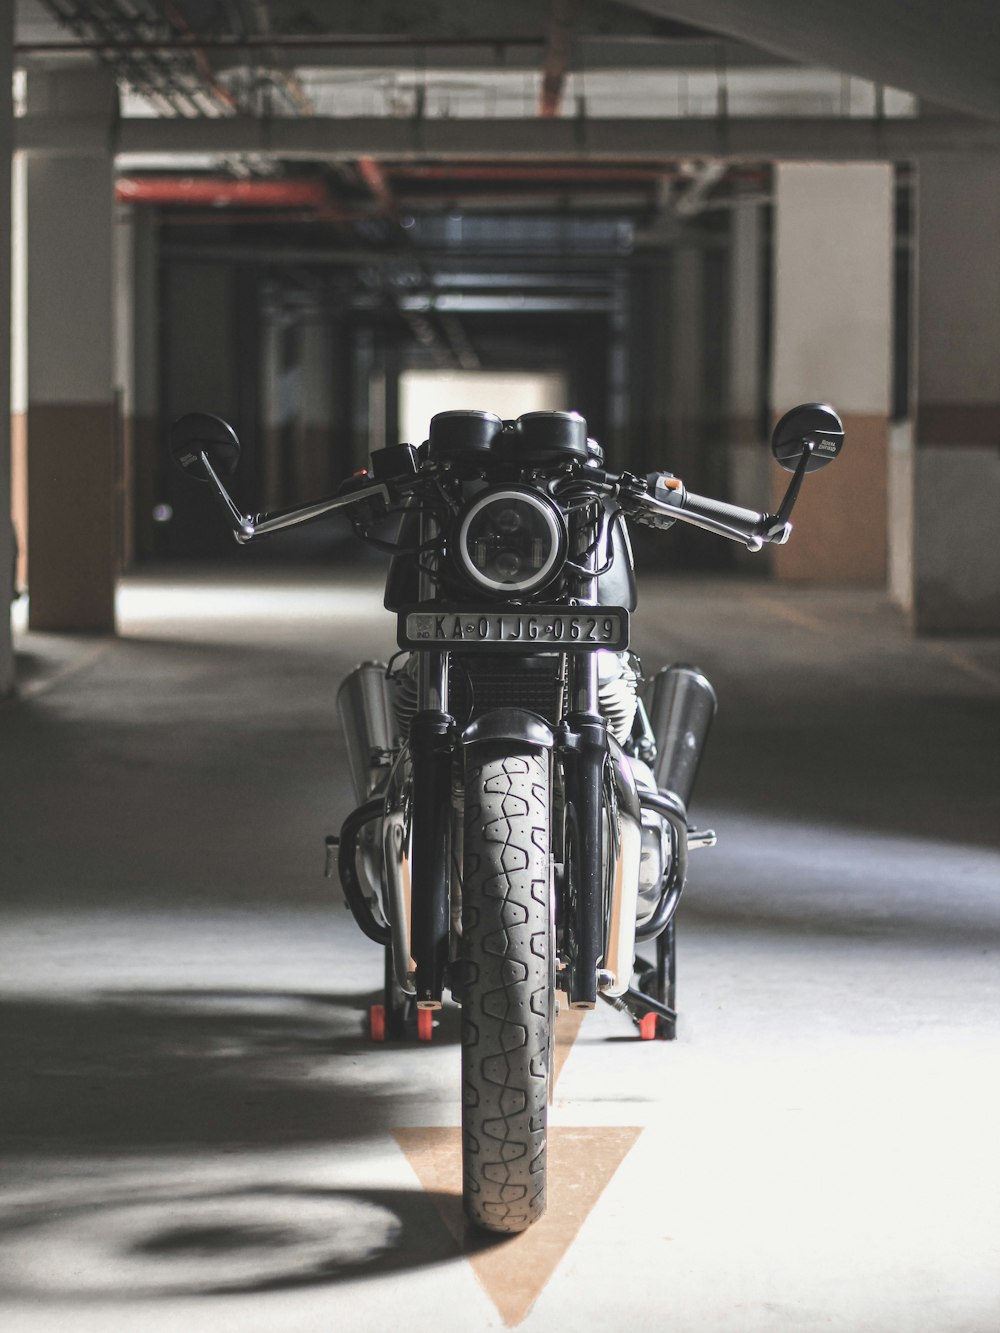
[394,1009,642,1326]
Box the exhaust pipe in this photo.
[647,665,717,809]
[336,662,401,804]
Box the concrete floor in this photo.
[2,563,999,1331]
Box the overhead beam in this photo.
[17,113,1000,161]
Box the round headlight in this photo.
[456,488,565,595]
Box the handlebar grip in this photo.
[681,491,765,532]
[628,477,786,549]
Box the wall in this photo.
[771,162,893,583]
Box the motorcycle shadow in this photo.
[0,986,460,1158]
[0,1181,508,1302]
[0,986,511,1302]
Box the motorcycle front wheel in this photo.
[460,747,552,1234]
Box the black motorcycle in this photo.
[170,402,843,1234]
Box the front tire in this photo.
[461,748,552,1233]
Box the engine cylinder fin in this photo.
[599,666,638,744]
[393,659,419,738]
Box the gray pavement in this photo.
[2,564,999,1331]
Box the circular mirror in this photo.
[168,413,241,481]
[771,403,844,473]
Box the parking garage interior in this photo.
[2,3,999,1330]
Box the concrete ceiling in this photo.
[622,0,1000,120]
[18,0,996,123]
[14,0,997,221]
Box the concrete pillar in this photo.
[298,318,333,498]
[910,155,1000,631]
[161,259,238,556]
[666,243,706,489]
[258,308,334,510]
[726,197,770,567]
[119,204,159,565]
[771,163,893,583]
[606,267,629,467]
[25,66,117,630]
[367,340,387,457]
[383,339,400,455]
[626,260,668,477]
[259,312,287,509]
[0,12,13,692]
[11,155,26,596]
[351,325,374,472]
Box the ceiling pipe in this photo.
[159,0,238,113]
[116,176,336,208]
[539,0,579,117]
[16,35,547,54]
[672,160,727,215]
[356,156,399,218]
[391,164,675,182]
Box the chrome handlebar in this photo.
[199,450,390,546]
[626,479,791,552]
[200,445,789,554]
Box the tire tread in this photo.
[461,750,551,1233]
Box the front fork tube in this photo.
[409,650,453,1009]
[563,650,607,1009]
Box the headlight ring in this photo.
[455,487,566,596]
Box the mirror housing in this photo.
[771,403,844,473]
[169,413,241,481]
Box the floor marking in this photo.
[553,1006,586,1089]
[16,641,113,700]
[744,592,826,632]
[925,642,1000,690]
[394,1125,641,1327]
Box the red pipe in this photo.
[356,156,397,215]
[116,176,335,208]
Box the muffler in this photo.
[336,662,401,804]
[647,664,718,809]
[336,663,413,990]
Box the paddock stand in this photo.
[601,919,678,1041]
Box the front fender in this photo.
[461,708,555,752]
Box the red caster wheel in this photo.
[369,1003,386,1042]
[416,1008,434,1042]
[638,1012,658,1041]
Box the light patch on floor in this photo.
[393,1126,641,1326]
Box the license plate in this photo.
[399,605,629,651]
